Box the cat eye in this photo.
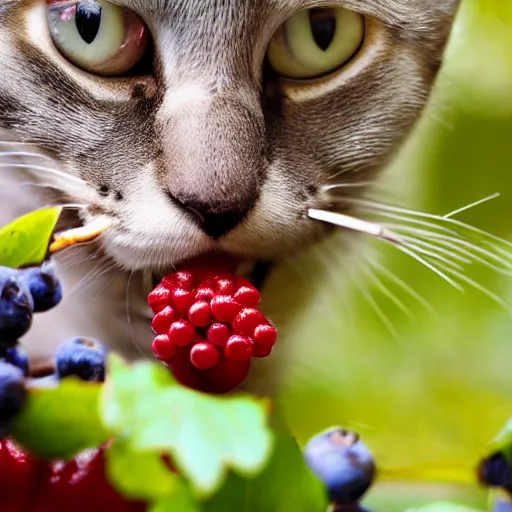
[46,0,149,76]
[267,7,365,80]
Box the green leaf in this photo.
[488,418,512,460]
[404,503,485,512]
[106,439,180,501]
[11,378,111,460]
[100,355,273,498]
[203,434,328,512]
[149,483,200,512]
[0,207,62,268]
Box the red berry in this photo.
[195,286,215,302]
[0,439,41,510]
[224,335,254,361]
[232,308,268,336]
[216,277,235,295]
[168,320,196,347]
[171,288,196,314]
[254,344,273,358]
[151,306,177,335]
[150,263,278,393]
[152,334,178,361]
[170,348,251,394]
[211,295,242,323]
[253,324,277,349]
[165,270,194,290]
[188,301,212,328]
[190,343,220,370]
[234,286,261,308]
[207,323,231,347]
[148,286,171,313]
[34,448,147,512]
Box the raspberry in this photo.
[151,307,177,335]
[152,335,178,362]
[232,308,268,337]
[224,336,254,361]
[188,301,212,328]
[170,289,195,315]
[148,286,171,314]
[168,320,196,347]
[211,295,242,323]
[190,342,220,370]
[207,324,231,347]
[149,262,278,394]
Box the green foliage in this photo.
[404,503,485,512]
[101,355,273,498]
[11,379,110,460]
[0,207,61,268]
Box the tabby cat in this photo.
[0,0,460,390]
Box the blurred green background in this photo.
[264,1,512,510]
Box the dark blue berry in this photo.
[0,361,27,424]
[494,500,512,512]
[478,452,512,493]
[304,427,376,506]
[20,261,62,313]
[55,337,106,382]
[0,346,29,377]
[0,267,33,345]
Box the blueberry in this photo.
[55,337,106,382]
[494,500,512,512]
[304,427,376,506]
[0,346,29,377]
[0,361,27,424]
[0,267,33,345]
[478,451,512,493]
[20,261,62,313]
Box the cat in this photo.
[0,0,461,392]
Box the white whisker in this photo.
[444,193,500,219]
[0,151,55,162]
[384,224,512,273]
[430,260,512,313]
[401,240,465,270]
[351,268,399,340]
[345,197,512,250]
[389,242,463,291]
[0,163,87,185]
[308,209,401,243]
[360,263,413,319]
[367,257,435,314]
[126,271,147,358]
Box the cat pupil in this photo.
[75,2,102,45]
[309,9,336,51]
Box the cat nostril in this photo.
[170,194,249,238]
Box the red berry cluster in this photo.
[148,269,277,394]
[0,439,146,512]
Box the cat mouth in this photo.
[151,252,274,290]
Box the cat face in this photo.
[0,0,460,272]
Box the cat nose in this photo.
[172,196,250,238]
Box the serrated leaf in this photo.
[404,503,485,512]
[11,378,111,460]
[203,434,328,512]
[100,355,273,497]
[106,439,180,501]
[0,207,62,268]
